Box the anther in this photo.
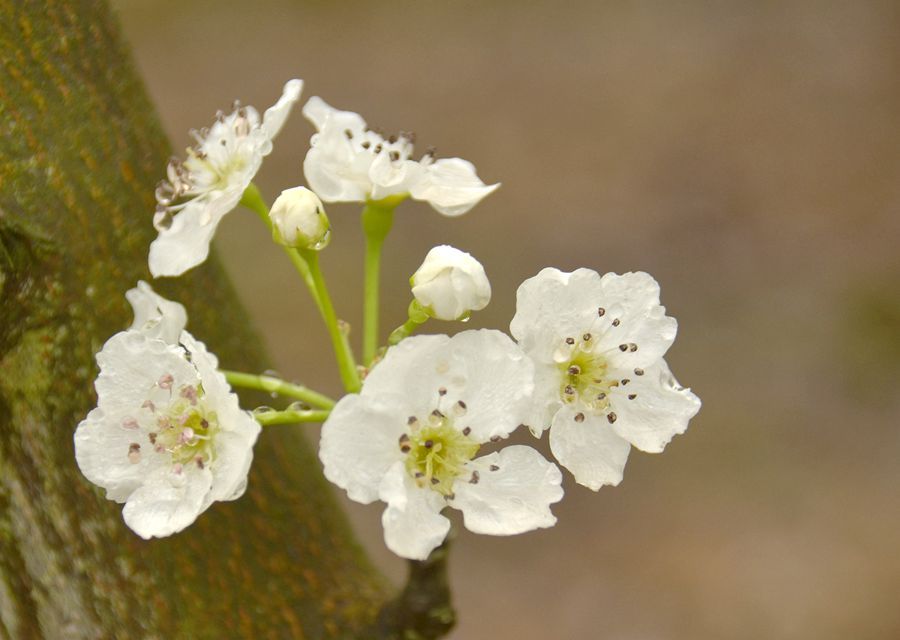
[374,143,383,153]
[389,150,400,162]
[619,344,628,352]
[431,409,445,419]
[158,373,174,390]
[489,464,500,472]
[583,333,592,342]
[195,456,205,469]
[415,471,425,478]
[565,337,575,345]
[564,385,576,396]
[122,417,139,430]
[453,401,468,417]
[628,394,637,400]
[462,426,471,436]
[629,343,638,352]
[424,439,434,449]
[490,435,501,443]
[344,129,353,139]
[470,471,480,484]
[598,307,606,317]
[612,318,621,327]
[407,416,419,426]
[128,443,141,464]
[574,412,585,423]
[430,477,440,485]
[361,141,371,149]
[634,368,644,376]
[596,392,606,400]
[607,412,617,424]
[141,400,156,411]
[148,432,157,444]
[621,378,630,385]
[438,387,447,396]
[568,365,581,376]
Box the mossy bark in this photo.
[0,1,452,638]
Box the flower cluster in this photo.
[74,77,700,561]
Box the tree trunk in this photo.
[0,1,452,638]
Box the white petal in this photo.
[125,281,187,344]
[592,271,678,369]
[148,191,239,278]
[452,445,563,536]
[122,466,213,539]
[361,334,451,411]
[74,407,167,502]
[510,267,598,361]
[364,331,532,442]
[608,359,701,453]
[319,394,407,504]
[260,78,303,140]
[378,462,450,560]
[438,330,533,442]
[302,95,349,132]
[301,96,374,202]
[409,157,499,216]
[549,404,631,490]
[368,155,422,200]
[94,331,197,416]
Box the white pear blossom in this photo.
[411,245,491,321]
[74,284,261,538]
[320,330,563,560]
[510,268,701,491]
[302,96,499,216]
[269,186,330,249]
[149,79,304,278]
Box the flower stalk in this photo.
[361,197,402,363]
[222,370,336,409]
[254,408,331,426]
[300,249,362,392]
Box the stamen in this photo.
[128,443,141,464]
[453,400,468,416]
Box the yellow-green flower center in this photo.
[150,384,218,468]
[558,336,617,413]
[400,411,480,496]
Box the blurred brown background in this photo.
[113,1,900,638]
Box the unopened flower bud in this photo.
[410,245,491,321]
[269,187,330,250]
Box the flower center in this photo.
[146,384,218,469]
[399,407,479,496]
[556,334,618,413]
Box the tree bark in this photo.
[0,1,452,638]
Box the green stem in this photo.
[387,301,430,346]
[361,199,400,364]
[254,408,331,426]
[300,250,362,393]
[240,183,323,314]
[222,370,336,409]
